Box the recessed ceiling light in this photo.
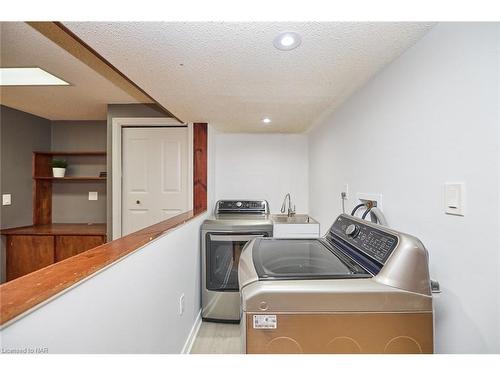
[262,117,272,124]
[273,32,302,51]
[0,67,70,86]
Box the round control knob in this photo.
[236,201,242,207]
[345,224,360,238]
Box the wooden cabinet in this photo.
[55,235,105,262]
[1,151,108,283]
[6,236,55,281]
[2,224,106,282]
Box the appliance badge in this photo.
[253,314,277,329]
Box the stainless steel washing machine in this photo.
[239,213,435,353]
[201,200,273,323]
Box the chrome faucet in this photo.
[280,193,296,217]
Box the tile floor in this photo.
[190,322,243,354]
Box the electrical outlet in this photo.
[2,194,12,206]
[179,294,185,316]
[88,192,98,201]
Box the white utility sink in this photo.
[271,214,320,239]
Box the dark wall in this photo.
[51,120,106,151]
[0,107,108,282]
[51,121,107,223]
[0,105,51,229]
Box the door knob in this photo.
[136,200,140,204]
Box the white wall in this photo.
[215,133,309,214]
[308,23,500,353]
[0,214,206,353]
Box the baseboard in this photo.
[181,310,202,354]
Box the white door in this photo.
[122,127,190,235]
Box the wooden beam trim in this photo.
[193,123,208,214]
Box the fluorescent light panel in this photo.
[0,67,69,86]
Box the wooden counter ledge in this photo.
[1,223,106,236]
[0,210,204,326]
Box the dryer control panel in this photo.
[216,200,269,214]
[327,214,398,265]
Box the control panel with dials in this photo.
[327,214,398,265]
[216,200,269,214]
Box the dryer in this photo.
[201,200,273,322]
[238,213,434,354]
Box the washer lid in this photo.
[251,238,370,280]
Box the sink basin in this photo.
[271,214,318,224]
[271,214,320,238]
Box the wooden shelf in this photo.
[32,151,107,225]
[34,151,106,156]
[34,176,106,181]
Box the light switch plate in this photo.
[342,184,349,200]
[88,191,98,201]
[2,194,12,206]
[445,183,465,216]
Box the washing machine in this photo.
[238,213,434,354]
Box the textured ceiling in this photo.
[63,22,434,132]
[0,22,151,121]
